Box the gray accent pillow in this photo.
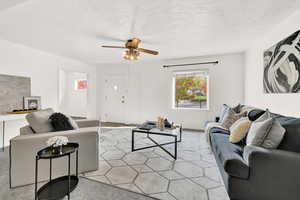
[246,110,285,149]
[220,108,247,129]
[26,108,54,133]
[66,115,79,130]
[219,104,230,123]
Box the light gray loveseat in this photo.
[9,110,99,188]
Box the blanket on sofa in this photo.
[204,122,228,146]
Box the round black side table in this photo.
[35,143,79,200]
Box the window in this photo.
[74,79,87,90]
[173,70,209,110]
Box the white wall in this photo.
[0,39,97,146]
[0,39,97,118]
[59,71,88,117]
[245,9,300,117]
[97,53,245,129]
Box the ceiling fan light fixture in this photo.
[123,49,139,61]
[102,38,158,60]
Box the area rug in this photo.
[0,147,155,200]
[83,128,229,200]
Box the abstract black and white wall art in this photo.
[264,30,300,93]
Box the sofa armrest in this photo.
[10,127,99,187]
[244,145,300,167]
[224,158,249,179]
[75,119,99,128]
[243,145,300,199]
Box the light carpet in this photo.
[0,144,156,200]
[84,128,229,200]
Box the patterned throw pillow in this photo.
[229,117,252,143]
[219,104,243,123]
[220,108,247,129]
[232,103,243,113]
[246,110,285,149]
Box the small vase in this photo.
[159,122,165,131]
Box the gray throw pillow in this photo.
[66,115,79,130]
[26,108,54,133]
[246,110,285,149]
[220,108,247,129]
[219,104,230,122]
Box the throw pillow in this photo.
[248,109,266,121]
[232,103,243,113]
[246,110,285,149]
[49,113,74,131]
[229,117,252,143]
[221,108,247,129]
[26,108,54,133]
[66,115,79,129]
[219,104,230,123]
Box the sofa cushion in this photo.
[211,133,249,179]
[26,108,54,133]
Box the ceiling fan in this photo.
[102,38,159,61]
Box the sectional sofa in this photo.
[207,109,300,200]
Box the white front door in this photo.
[102,74,128,123]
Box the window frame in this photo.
[172,70,210,111]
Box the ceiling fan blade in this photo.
[102,45,127,49]
[138,48,159,55]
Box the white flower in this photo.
[46,136,69,147]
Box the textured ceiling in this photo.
[0,0,299,65]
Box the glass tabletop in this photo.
[134,125,181,136]
[37,143,79,159]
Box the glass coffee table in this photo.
[132,124,182,159]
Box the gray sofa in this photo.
[10,118,100,188]
[207,109,300,200]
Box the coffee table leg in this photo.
[179,126,182,142]
[131,130,135,152]
[175,136,177,160]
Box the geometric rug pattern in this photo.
[83,128,229,200]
